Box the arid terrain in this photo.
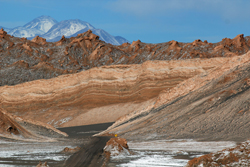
[100,51,250,142]
[1,27,250,86]
[1,28,250,166]
[187,140,250,167]
[0,108,67,141]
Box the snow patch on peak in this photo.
[42,19,95,40]
[8,26,44,38]
[24,15,58,33]
[1,16,129,45]
[115,36,130,45]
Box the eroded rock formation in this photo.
[0,108,67,141]
[1,28,250,86]
[104,137,130,156]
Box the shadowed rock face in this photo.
[1,28,250,86]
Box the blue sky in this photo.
[0,0,250,43]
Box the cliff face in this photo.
[1,28,250,86]
[99,52,250,142]
[1,58,221,127]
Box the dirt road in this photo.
[63,136,111,167]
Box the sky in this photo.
[0,0,250,43]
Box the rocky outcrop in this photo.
[0,28,10,39]
[62,146,81,153]
[36,161,49,167]
[104,137,130,156]
[98,51,250,142]
[0,109,20,137]
[31,36,47,45]
[0,58,224,127]
[1,29,250,86]
[187,140,250,167]
[0,108,67,141]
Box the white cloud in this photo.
[108,0,250,22]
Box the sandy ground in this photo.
[0,122,240,167]
[108,139,237,167]
[0,137,89,167]
[127,139,236,152]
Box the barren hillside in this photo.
[1,28,250,86]
[100,52,250,142]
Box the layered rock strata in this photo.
[0,58,223,127]
[99,51,250,142]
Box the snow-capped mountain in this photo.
[6,16,57,38]
[41,20,130,45]
[1,16,129,45]
[7,26,44,38]
[41,19,94,41]
[23,15,58,33]
[114,36,130,45]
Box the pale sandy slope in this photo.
[99,52,250,142]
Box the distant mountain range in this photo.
[0,16,129,45]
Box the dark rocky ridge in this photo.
[1,28,250,86]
